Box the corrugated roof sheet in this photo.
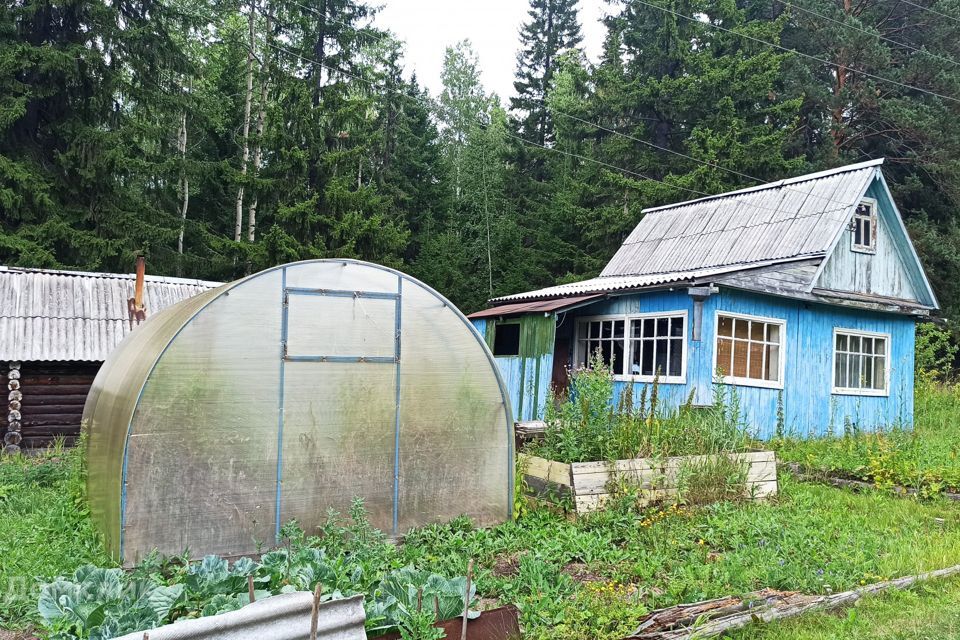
[0,266,221,361]
[467,294,603,319]
[491,260,811,303]
[492,160,885,305]
[601,159,882,277]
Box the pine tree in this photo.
[511,0,583,146]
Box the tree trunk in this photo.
[247,13,270,245]
[235,2,256,243]
[177,108,189,256]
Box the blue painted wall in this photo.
[477,289,916,438]
[471,318,553,422]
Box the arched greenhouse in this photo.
[84,260,513,564]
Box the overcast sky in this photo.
[373,0,610,101]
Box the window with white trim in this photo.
[576,318,626,375]
[715,313,784,386]
[628,315,685,378]
[575,312,687,381]
[833,330,888,394]
[852,198,877,253]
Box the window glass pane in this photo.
[643,318,654,336]
[836,333,847,351]
[656,318,668,336]
[732,339,748,377]
[669,338,683,376]
[600,340,613,367]
[613,320,624,338]
[601,321,612,339]
[848,353,862,388]
[767,323,780,344]
[734,318,750,339]
[641,339,654,375]
[862,337,873,355]
[654,338,669,376]
[631,319,642,338]
[854,218,863,245]
[671,318,684,337]
[750,321,764,341]
[629,341,642,375]
[748,341,764,379]
[613,340,624,375]
[589,322,600,339]
[864,355,874,388]
[836,352,847,388]
[765,345,780,381]
[875,338,886,356]
[718,316,733,337]
[717,338,733,376]
[849,335,861,353]
[863,219,872,246]
[874,356,886,390]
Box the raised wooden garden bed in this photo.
[520,451,778,514]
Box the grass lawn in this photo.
[774,381,960,495]
[729,576,960,639]
[6,447,960,639]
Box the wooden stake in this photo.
[461,558,474,640]
[309,582,322,640]
[248,575,256,602]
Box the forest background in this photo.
[3,0,959,321]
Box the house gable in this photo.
[811,172,938,308]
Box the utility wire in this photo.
[272,0,865,211]
[264,39,860,220]
[630,0,960,104]
[897,0,960,26]
[777,0,960,69]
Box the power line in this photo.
[264,39,858,220]
[272,0,864,212]
[777,0,960,69]
[897,0,960,26]
[631,0,960,105]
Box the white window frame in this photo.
[712,310,786,390]
[851,197,878,254]
[831,328,891,397]
[575,311,688,384]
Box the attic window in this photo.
[851,198,877,253]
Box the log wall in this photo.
[1,361,100,449]
[521,451,778,515]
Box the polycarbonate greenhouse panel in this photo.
[84,260,513,564]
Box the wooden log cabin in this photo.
[1,262,219,452]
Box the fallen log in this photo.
[626,564,960,639]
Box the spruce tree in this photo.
[511,0,583,146]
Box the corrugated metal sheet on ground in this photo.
[0,266,221,361]
[600,160,881,278]
[111,593,365,640]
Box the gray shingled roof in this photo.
[0,267,221,361]
[494,160,883,303]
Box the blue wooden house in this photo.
[468,159,938,437]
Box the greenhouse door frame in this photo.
[276,269,404,539]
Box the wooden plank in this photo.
[746,480,779,499]
[22,384,91,395]
[20,394,89,407]
[521,455,571,486]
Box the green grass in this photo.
[6,431,960,638]
[729,576,960,639]
[0,445,110,626]
[773,380,960,495]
